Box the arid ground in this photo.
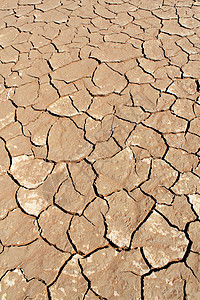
[0,0,200,299]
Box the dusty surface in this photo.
[0,0,200,299]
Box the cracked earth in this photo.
[0,0,200,299]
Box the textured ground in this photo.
[0,0,200,299]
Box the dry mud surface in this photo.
[0,0,200,299]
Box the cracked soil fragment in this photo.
[9,155,53,189]
[132,211,189,268]
[48,118,92,162]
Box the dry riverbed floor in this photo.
[0,0,200,299]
